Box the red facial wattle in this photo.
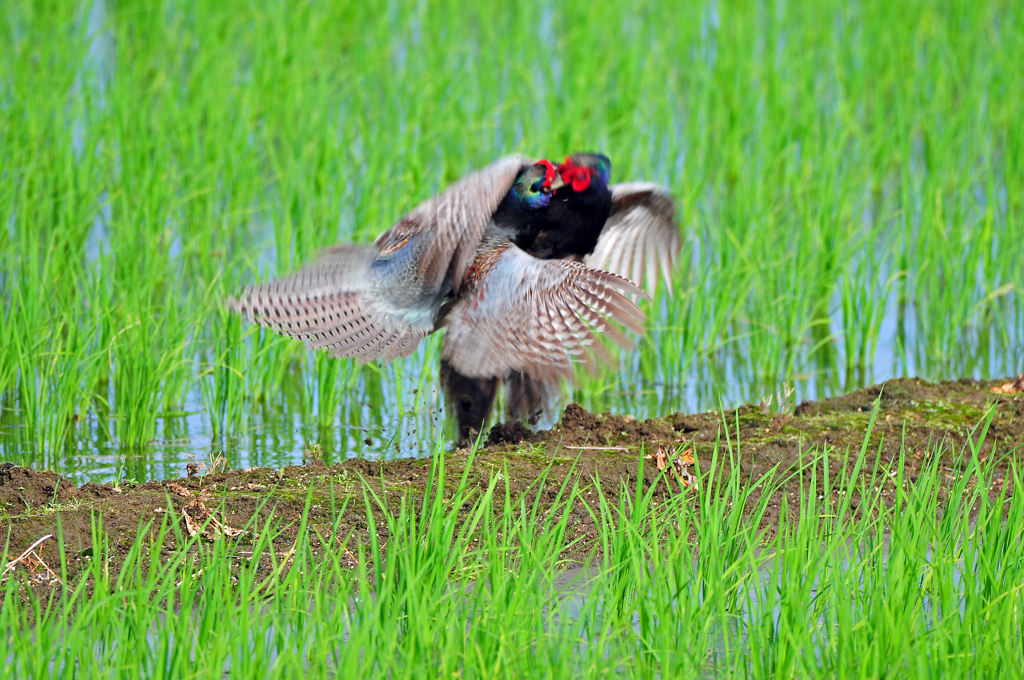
[536,159,557,190]
[557,156,592,193]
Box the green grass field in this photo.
[4,417,1023,678]
[1,0,1023,676]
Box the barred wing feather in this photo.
[230,156,534,363]
[374,155,530,295]
[584,182,680,296]
[442,242,650,383]
[228,245,429,362]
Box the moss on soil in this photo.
[2,377,1021,583]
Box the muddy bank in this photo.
[2,377,1021,582]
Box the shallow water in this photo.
[1,310,1019,486]
[2,0,1022,484]
[88,534,970,676]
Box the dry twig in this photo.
[2,534,61,586]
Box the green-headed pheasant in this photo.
[230,154,680,440]
[441,153,682,435]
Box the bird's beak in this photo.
[548,174,566,192]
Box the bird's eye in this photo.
[531,180,547,193]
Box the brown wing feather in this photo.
[585,182,681,297]
[228,245,429,361]
[229,156,536,362]
[442,241,650,383]
[374,155,530,295]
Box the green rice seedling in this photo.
[199,308,249,441]
[3,409,1024,677]
[10,314,89,455]
[108,309,193,449]
[312,351,351,432]
[839,235,896,387]
[2,0,1023,472]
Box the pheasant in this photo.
[229,155,671,439]
[442,153,682,435]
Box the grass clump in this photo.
[3,416,1023,678]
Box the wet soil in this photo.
[2,377,1022,584]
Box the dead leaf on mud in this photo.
[166,482,193,498]
[163,482,250,541]
[183,455,227,479]
[649,446,667,471]
[646,445,698,490]
[304,442,325,466]
[991,374,1024,394]
[182,508,201,537]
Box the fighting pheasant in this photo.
[442,153,682,435]
[230,154,680,439]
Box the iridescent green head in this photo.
[505,160,558,213]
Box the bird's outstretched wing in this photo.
[584,183,681,296]
[230,156,533,362]
[229,245,429,361]
[374,154,531,296]
[442,240,650,383]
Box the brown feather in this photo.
[228,245,429,362]
[585,182,681,297]
[373,155,530,295]
[442,241,648,383]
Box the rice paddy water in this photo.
[1,0,1021,478]
[1,0,1022,676]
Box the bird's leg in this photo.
[440,359,499,443]
[505,372,558,426]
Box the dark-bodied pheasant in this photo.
[229,154,680,440]
[442,153,682,435]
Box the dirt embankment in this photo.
[2,377,1022,582]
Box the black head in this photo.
[555,153,612,197]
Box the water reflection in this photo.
[2,0,1021,484]
[1,302,1019,485]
